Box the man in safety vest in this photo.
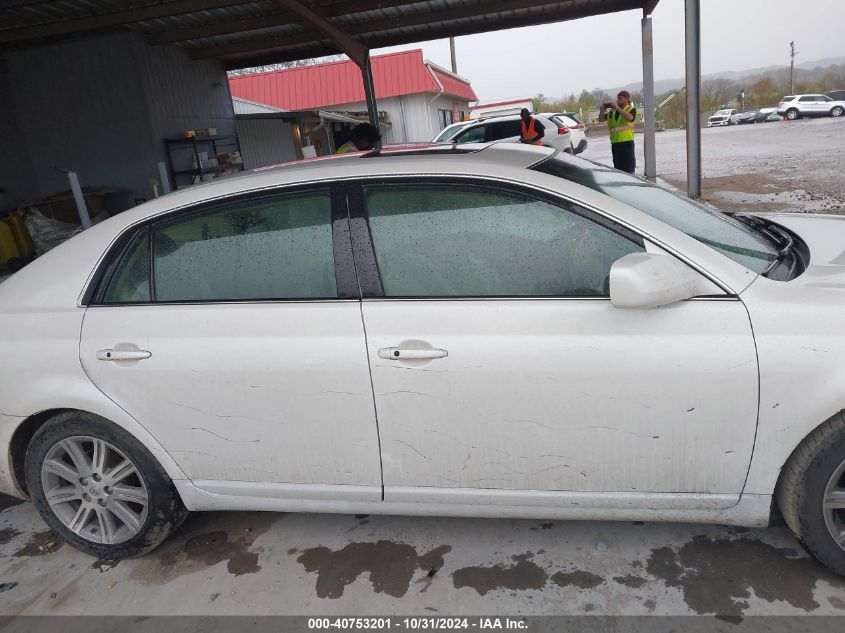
[336,123,381,154]
[599,90,637,173]
[519,108,545,145]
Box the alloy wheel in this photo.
[823,457,845,552]
[40,436,149,545]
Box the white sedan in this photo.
[1,144,845,575]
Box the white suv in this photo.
[439,113,574,153]
[778,94,845,120]
[707,109,739,127]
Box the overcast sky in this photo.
[375,0,845,102]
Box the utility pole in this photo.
[789,41,796,94]
[449,37,457,74]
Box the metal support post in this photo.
[641,13,656,180]
[361,53,380,134]
[685,0,702,198]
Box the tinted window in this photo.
[818,95,832,102]
[364,185,642,297]
[533,154,778,273]
[455,126,486,144]
[152,191,337,301]
[101,228,150,303]
[799,96,816,102]
[489,120,522,140]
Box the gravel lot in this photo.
[585,116,845,214]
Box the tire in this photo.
[786,109,800,120]
[25,411,188,559]
[832,107,844,118]
[776,412,845,576]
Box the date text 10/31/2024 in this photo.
[308,618,529,630]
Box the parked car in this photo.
[707,109,739,127]
[5,143,845,577]
[828,90,845,102]
[431,120,469,143]
[758,107,781,122]
[778,94,845,120]
[547,112,588,154]
[440,113,574,152]
[735,111,759,124]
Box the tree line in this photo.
[532,65,845,129]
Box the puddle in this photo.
[297,540,452,599]
[550,569,604,590]
[0,526,21,545]
[129,512,278,584]
[13,530,62,557]
[453,553,547,596]
[646,535,845,616]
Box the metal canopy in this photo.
[1,0,697,194]
[1,0,657,70]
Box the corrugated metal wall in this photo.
[136,37,237,164]
[5,33,159,203]
[236,118,300,169]
[2,32,237,204]
[0,72,38,211]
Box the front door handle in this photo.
[378,347,448,361]
[96,349,151,362]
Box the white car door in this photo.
[80,187,382,499]
[352,181,759,502]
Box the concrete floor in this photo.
[2,116,845,620]
[2,497,845,617]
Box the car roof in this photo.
[468,113,556,125]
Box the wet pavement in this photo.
[584,116,845,214]
[1,498,845,617]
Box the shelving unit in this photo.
[164,135,243,190]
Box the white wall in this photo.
[236,118,300,169]
[329,94,471,144]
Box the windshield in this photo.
[532,154,779,273]
[434,123,466,142]
[714,110,732,116]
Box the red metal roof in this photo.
[229,49,477,111]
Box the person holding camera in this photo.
[599,90,637,173]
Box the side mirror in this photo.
[610,252,704,309]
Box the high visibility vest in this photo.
[336,141,358,154]
[520,118,542,145]
[608,104,636,144]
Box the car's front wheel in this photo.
[25,411,188,559]
[832,106,844,118]
[777,412,845,576]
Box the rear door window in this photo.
[151,190,337,302]
[488,120,522,140]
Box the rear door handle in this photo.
[378,347,448,361]
[96,349,151,361]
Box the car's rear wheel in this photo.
[786,109,800,120]
[25,411,188,559]
[777,412,845,576]
[832,106,844,118]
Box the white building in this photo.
[229,49,477,151]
